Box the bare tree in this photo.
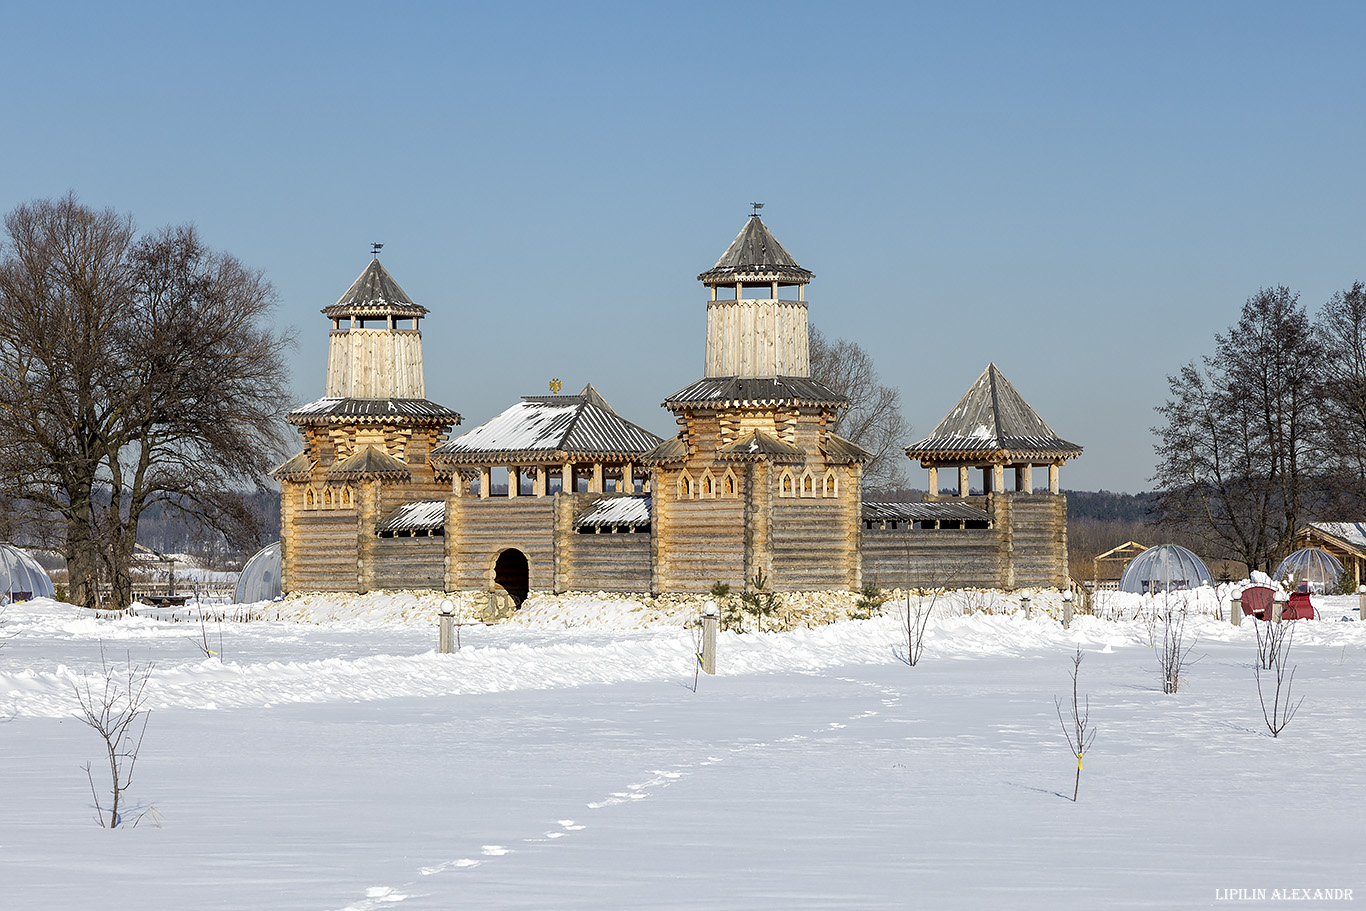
[1055,647,1097,801]
[0,196,295,609]
[1314,281,1366,506]
[809,326,911,490]
[1254,619,1303,738]
[73,647,153,827]
[1152,287,1316,573]
[1154,594,1201,694]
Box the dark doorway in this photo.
[493,548,530,606]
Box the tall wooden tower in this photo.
[645,214,868,594]
[274,259,461,593]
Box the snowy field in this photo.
[2,590,1364,910]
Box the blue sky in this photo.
[6,1,1365,492]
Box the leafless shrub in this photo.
[1253,612,1283,669]
[73,646,153,827]
[898,589,942,667]
[188,606,223,661]
[1255,620,1303,737]
[1155,594,1202,694]
[1055,647,1097,801]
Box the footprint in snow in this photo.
[482,845,511,856]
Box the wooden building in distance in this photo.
[275,216,1082,599]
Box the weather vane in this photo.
[549,378,562,393]
[750,202,764,217]
[371,242,384,257]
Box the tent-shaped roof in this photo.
[906,363,1082,464]
[432,384,662,464]
[322,258,428,319]
[0,543,55,601]
[715,429,808,464]
[233,541,281,604]
[697,216,813,285]
[1118,544,1213,594]
[326,445,412,480]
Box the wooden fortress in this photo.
[275,216,1082,600]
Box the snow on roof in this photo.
[663,376,845,410]
[288,397,461,426]
[1307,522,1366,550]
[433,384,660,463]
[863,501,991,523]
[697,216,813,285]
[322,258,428,318]
[575,496,651,528]
[906,363,1081,463]
[377,500,446,534]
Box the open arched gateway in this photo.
[492,548,530,606]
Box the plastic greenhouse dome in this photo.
[233,541,281,604]
[1274,548,1344,593]
[1118,544,1214,595]
[0,543,56,601]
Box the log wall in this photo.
[861,527,1007,590]
[445,496,557,593]
[771,500,859,590]
[997,493,1069,588]
[654,492,747,592]
[284,504,361,591]
[374,535,446,590]
[563,531,653,592]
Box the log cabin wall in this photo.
[996,493,1069,588]
[281,484,363,591]
[563,530,653,592]
[374,534,446,590]
[445,497,557,593]
[860,526,1008,590]
[652,472,747,592]
[549,492,653,592]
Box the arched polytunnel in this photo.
[233,541,281,603]
[0,543,56,601]
[1118,544,1213,595]
[1274,548,1344,593]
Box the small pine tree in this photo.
[740,569,779,632]
[853,583,888,620]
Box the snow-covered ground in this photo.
[2,590,1363,909]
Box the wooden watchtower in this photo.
[274,259,461,593]
[646,214,869,593]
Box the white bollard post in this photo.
[1271,593,1285,624]
[1358,585,1365,621]
[701,601,718,675]
[1022,595,1031,619]
[1231,596,1242,627]
[1062,590,1073,629]
[439,599,455,653]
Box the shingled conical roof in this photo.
[906,363,1082,464]
[322,258,428,319]
[697,216,813,285]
